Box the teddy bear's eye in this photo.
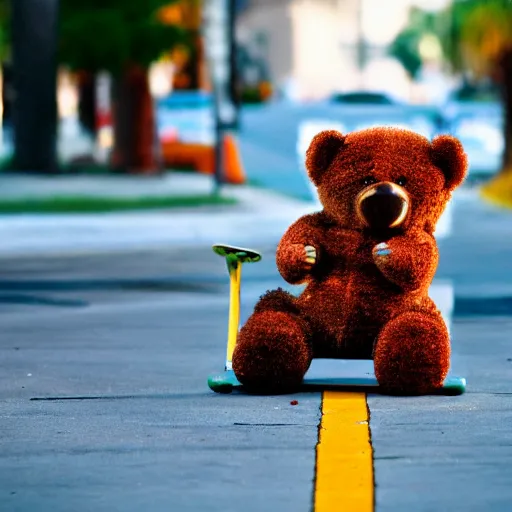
[362,176,377,187]
[396,176,408,186]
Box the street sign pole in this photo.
[228,0,240,131]
[203,0,238,195]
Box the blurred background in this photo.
[0,0,509,209]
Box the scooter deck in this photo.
[208,369,466,396]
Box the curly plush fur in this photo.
[232,127,468,395]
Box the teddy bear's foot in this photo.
[373,311,450,395]
[232,310,312,395]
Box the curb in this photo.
[0,208,314,259]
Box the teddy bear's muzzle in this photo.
[356,182,409,230]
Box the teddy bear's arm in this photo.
[372,231,438,291]
[276,214,324,284]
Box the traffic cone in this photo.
[223,133,246,184]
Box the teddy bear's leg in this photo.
[232,289,313,394]
[373,310,450,395]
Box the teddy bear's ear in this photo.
[305,130,346,186]
[430,135,468,191]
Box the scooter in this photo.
[208,243,466,395]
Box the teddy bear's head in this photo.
[305,127,468,234]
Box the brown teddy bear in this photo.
[232,126,468,395]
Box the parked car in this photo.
[328,90,399,105]
[443,82,504,178]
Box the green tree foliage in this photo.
[0,0,10,61]
[441,0,512,177]
[392,0,512,179]
[58,0,189,75]
[389,29,423,79]
[440,0,512,77]
[58,0,194,172]
[389,8,445,79]
[390,1,512,80]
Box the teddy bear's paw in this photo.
[373,242,392,258]
[277,243,319,284]
[304,245,317,264]
[372,243,393,272]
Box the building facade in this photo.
[236,0,447,102]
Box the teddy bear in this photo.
[232,126,468,395]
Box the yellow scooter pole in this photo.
[212,244,262,370]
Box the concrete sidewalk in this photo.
[0,172,317,258]
[0,171,228,199]
[0,171,472,258]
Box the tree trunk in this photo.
[76,70,97,138]
[2,62,13,130]
[500,48,512,173]
[110,65,157,173]
[11,0,58,173]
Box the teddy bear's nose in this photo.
[356,181,409,229]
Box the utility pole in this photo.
[11,0,59,172]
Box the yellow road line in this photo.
[314,391,374,511]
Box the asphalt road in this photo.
[2,193,512,511]
[235,102,501,200]
[0,244,323,512]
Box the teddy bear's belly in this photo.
[297,272,426,358]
